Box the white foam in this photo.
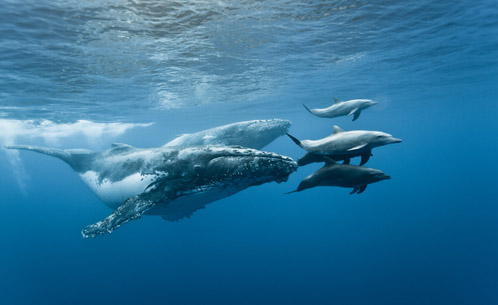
[0,118,152,192]
[0,119,152,146]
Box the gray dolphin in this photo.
[6,144,297,237]
[287,125,401,166]
[163,119,291,149]
[287,159,390,194]
[303,98,377,121]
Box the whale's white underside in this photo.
[79,171,159,210]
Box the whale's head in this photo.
[150,146,298,201]
[231,119,291,149]
[196,146,297,186]
[136,145,298,220]
[163,119,291,150]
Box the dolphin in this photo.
[303,98,377,121]
[163,119,291,149]
[6,143,297,237]
[287,158,390,194]
[287,125,401,166]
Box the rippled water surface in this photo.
[1,1,497,304]
[1,0,496,120]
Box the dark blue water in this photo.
[1,1,497,304]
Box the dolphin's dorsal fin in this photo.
[110,143,134,152]
[334,97,343,104]
[332,125,345,134]
[111,143,132,148]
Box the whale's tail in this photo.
[5,145,94,171]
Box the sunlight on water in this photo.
[0,1,497,304]
[1,0,495,121]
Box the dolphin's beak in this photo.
[385,175,391,180]
[392,138,402,143]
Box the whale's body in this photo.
[7,142,297,237]
[303,98,377,121]
[163,119,291,149]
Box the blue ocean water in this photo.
[1,0,497,304]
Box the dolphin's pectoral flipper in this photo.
[360,151,372,166]
[352,110,361,121]
[350,185,367,194]
[81,196,157,238]
[347,143,368,152]
[357,185,367,194]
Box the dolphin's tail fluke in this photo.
[286,133,303,148]
[303,104,313,114]
[4,145,93,170]
[297,152,325,166]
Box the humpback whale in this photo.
[303,98,377,121]
[6,144,297,237]
[287,125,401,166]
[287,158,390,194]
[163,119,291,149]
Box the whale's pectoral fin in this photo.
[4,144,93,168]
[81,196,157,238]
[81,181,178,238]
[360,151,371,166]
[357,185,367,194]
